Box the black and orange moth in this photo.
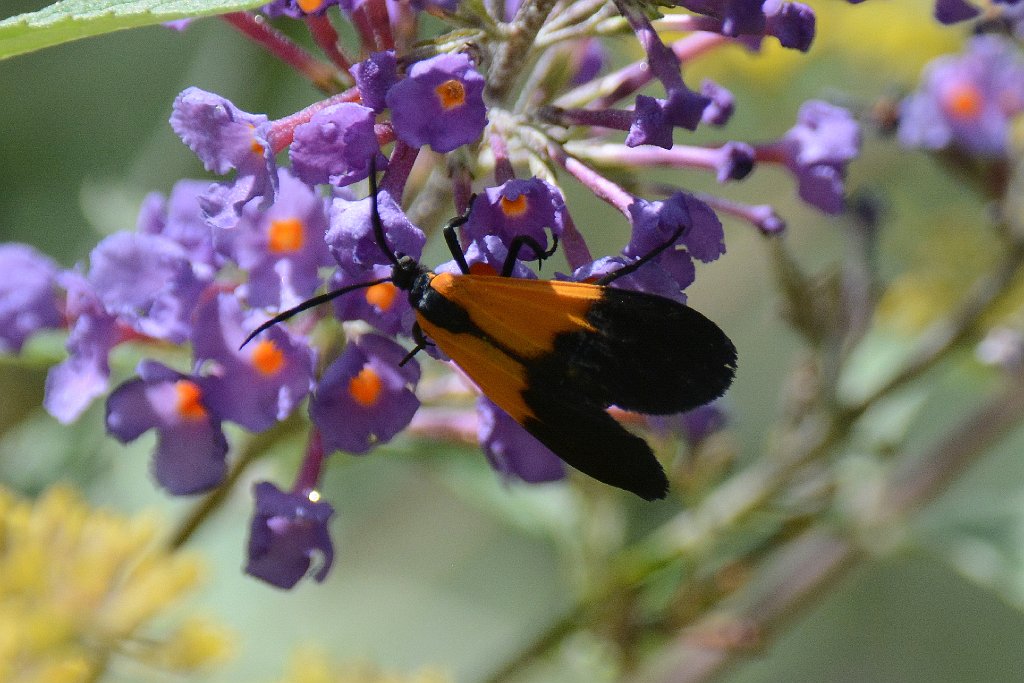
[244,168,737,500]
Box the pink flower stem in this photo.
[292,429,326,495]
[380,139,420,199]
[266,87,361,153]
[490,133,516,185]
[221,12,343,93]
[568,141,736,173]
[351,0,395,52]
[553,32,731,110]
[559,209,595,272]
[695,193,785,235]
[305,14,355,78]
[549,143,633,217]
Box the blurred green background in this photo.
[3,0,1024,681]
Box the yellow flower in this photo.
[0,484,234,682]
[276,647,451,683]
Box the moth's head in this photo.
[390,254,424,291]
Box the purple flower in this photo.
[934,0,980,23]
[648,401,728,447]
[310,334,420,454]
[327,190,425,271]
[329,264,415,337]
[215,169,333,309]
[766,1,815,52]
[700,80,735,127]
[262,0,342,17]
[898,35,1024,157]
[137,179,220,272]
[627,90,711,148]
[772,100,861,214]
[568,255,691,303]
[626,192,726,264]
[289,103,382,188]
[619,193,723,296]
[619,1,710,145]
[192,294,315,432]
[671,0,815,50]
[44,272,122,424]
[673,0,768,35]
[170,87,277,229]
[461,178,567,252]
[477,397,566,484]
[570,39,606,86]
[106,360,228,495]
[246,481,335,589]
[87,232,207,344]
[0,244,62,353]
[350,51,398,112]
[386,53,488,153]
[712,141,756,182]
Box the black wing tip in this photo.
[636,473,669,501]
[521,408,671,502]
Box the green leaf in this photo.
[0,0,265,61]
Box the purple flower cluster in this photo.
[1,0,877,587]
[899,35,1024,157]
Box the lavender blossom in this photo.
[0,244,62,354]
[386,53,488,153]
[310,334,420,454]
[106,360,228,495]
[327,189,425,272]
[289,103,382,188]
[44,273,123,424]
[215,169,334,309]
[350,50,398,112]
[462,178,568,251]
[192,294,315,433]
[477,397,566,485]
[899,35,1024,157]
[246,481,335,589]
[170,87,278,229]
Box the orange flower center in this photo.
[365,282,399,311]
[249,125,266,155]
[499,193,529,217]
[297,0,325,11]
[943,82,983,121]
[175,380,207,420]
[268,218,305,253]
[251,340,285,376]
[435,79,467,110]
[348,366,383,407]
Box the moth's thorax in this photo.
[410,271,478,334]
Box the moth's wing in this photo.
[538,287,737,415]
[416,311,669,500]
[521,383,669,500]
[439,275,737,415]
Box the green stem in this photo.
[487,0,560,103]
[639,366,1024,683]
[848,240,1024,417]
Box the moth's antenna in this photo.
[239,277,392,349]
[369,156,401,268]
[596,225,686,286]
[240,157,401,350]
